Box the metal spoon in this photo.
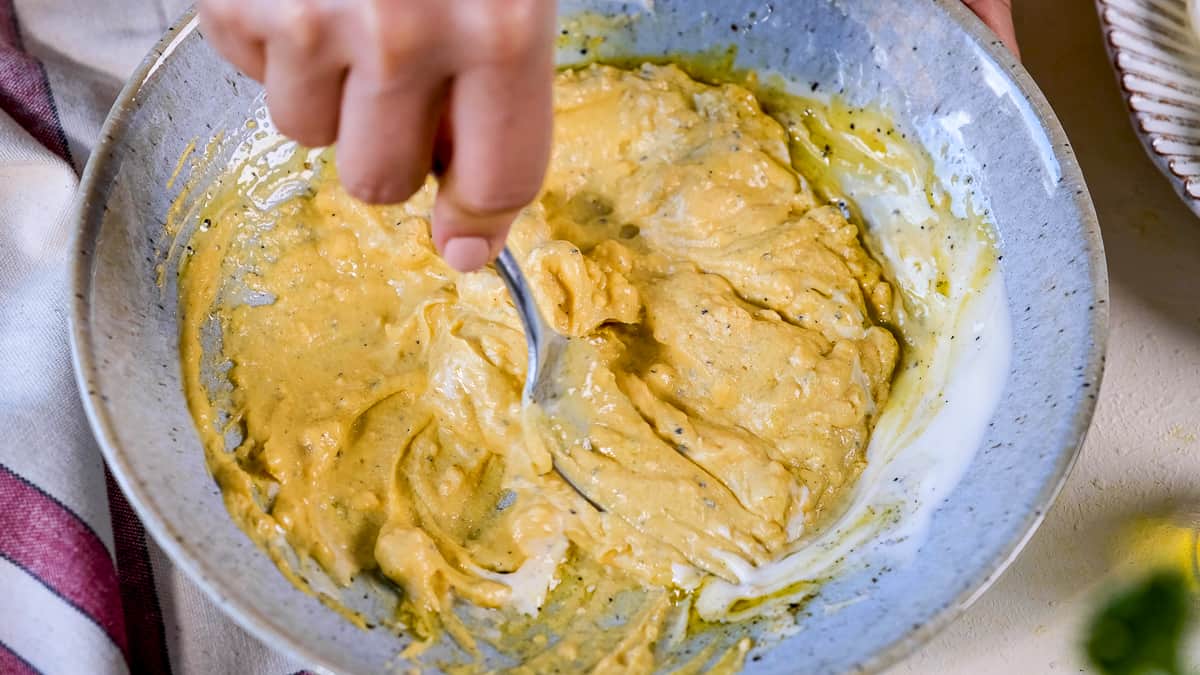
[494,247,568,406]
[493,248,756,579]
[492,247,603,510]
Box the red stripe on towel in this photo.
[0,0,73,161]
[106,471,174,674]
[0,464,128,656]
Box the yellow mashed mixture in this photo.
[180,63,899,669]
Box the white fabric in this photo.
[148,543,299,674]
[0,109,111,549]
[13,0,185,171]
[0,557,130,675]
[1,2,303,672]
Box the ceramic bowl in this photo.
[1097,0,1200,218]
[71,1,1107,673]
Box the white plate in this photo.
[1097,0,1200,217]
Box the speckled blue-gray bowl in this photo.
[70,2,1107,673]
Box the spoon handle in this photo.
[493,248,603,510]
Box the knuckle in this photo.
[266,105,302,139]
[471,0,548,61]
[346,179,422,205]
[279,121,336,149]
[198,0,237,22]
[278,0,326,49]
[311,128,338,148]
[368,0,433,61]
[340,164,424,205]
[341,178,382,204]
[297,133,336,149]
[266,102,334,148]
[455,180,541,216]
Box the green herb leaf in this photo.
[1086,569,1191,675]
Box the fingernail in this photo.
[442,236,493,272]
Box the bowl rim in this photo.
[69,2,1109,672]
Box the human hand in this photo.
[963,0,1019,58]
[198,0,557,272]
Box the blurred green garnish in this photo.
[1086,569,1192,675]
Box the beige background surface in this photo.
[889,1,1200,673]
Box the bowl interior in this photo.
[72,1,1106,673]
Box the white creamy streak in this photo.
[698,274,1011,620]
[472,534,571,617]
[694,92,1014,618]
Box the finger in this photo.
[256,3,348,147]
[433,39,555,270]
[334,68,447,205]
[963,0,1020,59]
[262,43,347,147]
[431,112,453,177]
[197,0,266,81]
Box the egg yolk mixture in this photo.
[180,63,899,670]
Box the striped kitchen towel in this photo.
[0,1,308,673]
